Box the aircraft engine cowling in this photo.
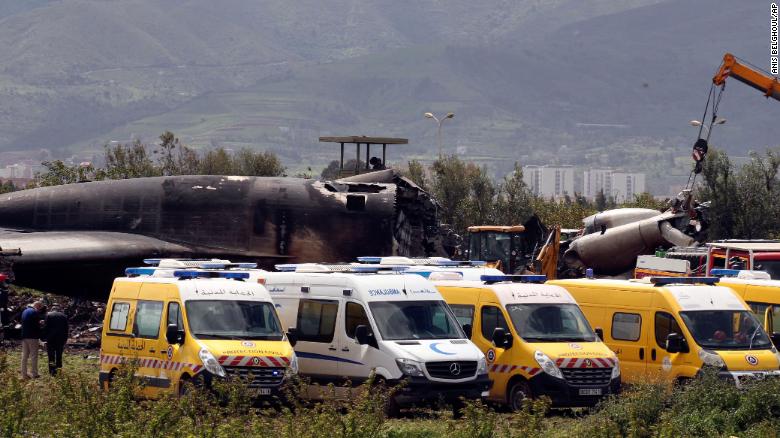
[564,212,692,275]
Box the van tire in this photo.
[508,379,532,412]
[104,369,117,391]
[383,396,401,418]
[178,375,192,397]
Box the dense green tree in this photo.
[404,159,428,190]
[37,132,285,187]
[104,140,159,179]
[494,164,533,225]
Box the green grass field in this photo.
[2,347,780,437]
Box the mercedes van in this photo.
[265,264,490,413]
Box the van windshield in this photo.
[506,303,597,342]
[368,300,465,340]
[186,300,284,341]
[680,310,772,350]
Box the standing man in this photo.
[43,306,69,376]
[0,274,8,327]
[20,301,43,379]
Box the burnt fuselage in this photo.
[0,175,401,297]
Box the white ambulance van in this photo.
[265,263,491,413]
[355,256,504,281]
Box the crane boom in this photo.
[713,53,780,101]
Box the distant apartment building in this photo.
[584,169,646,203]
[522,165,574,199]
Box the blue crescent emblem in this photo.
[429,342,456,355]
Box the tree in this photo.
[36,161,105,187]
[430,155,474,233]
[494,163,533,225]
[233,149,285,177]
[404,159,428,190]
[595,189,607,211]
[104,140,159,179]
[698,148,738,239]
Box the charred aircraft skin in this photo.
[0,174,438,298]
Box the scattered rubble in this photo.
[1,287,104,350]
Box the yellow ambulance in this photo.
[99,268,298,398]
[712,269,780,341]
[549,277,780,387]
[431,273,620,410]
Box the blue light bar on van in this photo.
[480,274,547,284]
[356,256,383,263]
[351,265,409,273]
[649,276,719,286]
[143,259,161,266]
[199,262,258,270]
[709,269,741,277]
[125,267,157,277]
[173,270,250,280]
[275,264,298,272]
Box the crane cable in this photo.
[685,80,726,191]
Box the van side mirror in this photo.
[771,332,780,349]
[666,332,688,353]
[286,327,298,347]
[594,327,604,341]
[166,324,184,345]
[462,323,472,339]
[354,325,370,345]
[492,327,513,349]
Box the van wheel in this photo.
[383,396,401,418]
[178,375,193,397]
[508,380,532,412]
[104,369,116,391]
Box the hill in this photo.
[0,0,775,195]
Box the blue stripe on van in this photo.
[295,351,364,365]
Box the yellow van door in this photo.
[475,301,512,401]
[607,309,649,382]
[648,310,686,380]
[160,301,184,390]
[131,299,169,396]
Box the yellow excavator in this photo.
[467,224,561,279]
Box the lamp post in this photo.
[690,117,726,136]
[425,112,455,159]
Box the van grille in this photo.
[425,361,477,379]
[561,367,612,386]
[223,366,285,387]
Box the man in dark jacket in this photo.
[43,306,69,375]
[20,301,43,379]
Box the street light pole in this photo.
[425,112,454,159]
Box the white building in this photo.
[522,165,574,199]
[583,169,646,203]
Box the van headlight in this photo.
[698,349,725,368]
[611,360,621,379]
[199,348,226,377]
[477,356,488,375]
[534,351,563,379]
[396,358,425,377]
[285,353,298,377]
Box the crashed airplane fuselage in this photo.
[0,173,440,297]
